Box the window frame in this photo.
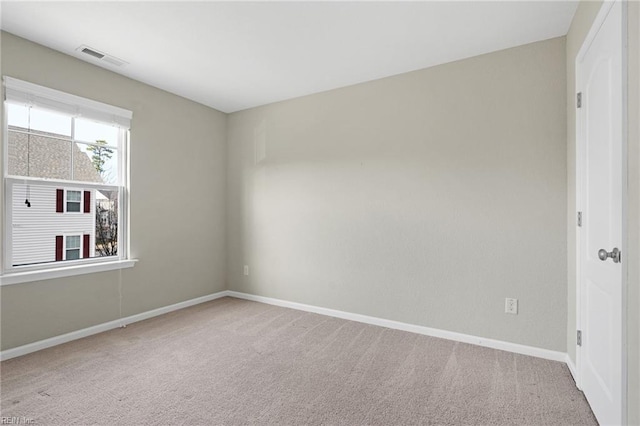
[65,189,82,214]
[64,234,82,261]
[1,77,135,285]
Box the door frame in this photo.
[575,0,628,423]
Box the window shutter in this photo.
[56,189,64,213]
[55,236,63,261]
[84,191,91,213]
[83,234,90,258]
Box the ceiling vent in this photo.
[76,45,128,67]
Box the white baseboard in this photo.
[227,291,567,363]
[1,289,568,367]
[0,291,229,361]
[565,354,581,387]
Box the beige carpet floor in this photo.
[1,297,597,425]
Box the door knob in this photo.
[598,248,621,263]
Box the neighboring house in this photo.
[95,190,118,248]
[8,126,108,266]
[11,184,95,265]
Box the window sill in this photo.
[0,259,138,286]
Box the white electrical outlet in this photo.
[505,298,518,314]
[243,265,249,276]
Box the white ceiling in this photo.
[0,1,578,113]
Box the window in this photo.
[2,77,134,281]
[65,235,81,260]
[66,190,81,213]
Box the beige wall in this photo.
[0,32,228,350]
[566,1,640,422]
[227,37,568,351]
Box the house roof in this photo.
[8,126,104,184]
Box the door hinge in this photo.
[577,92,582,108]
[577,211,582,227]
[577,330,582,346]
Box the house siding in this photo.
[12,184,94,266]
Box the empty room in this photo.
[0,1,638,425]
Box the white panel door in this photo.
[577,1,624,425]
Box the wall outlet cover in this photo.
[505,298,518,314]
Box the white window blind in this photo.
[3,76,132,128]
